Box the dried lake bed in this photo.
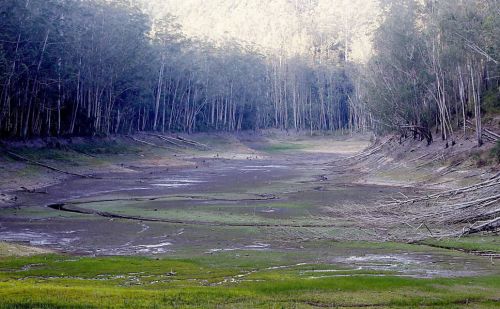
[0,133,499,307]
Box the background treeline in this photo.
[0,0,357,138]
[1,0,498,141]
[364,0,499,146]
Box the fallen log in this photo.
[455,194,500,210]
[462,217,500,235]
[465,122,499,142]
[126,135,177,151]
[48,203,339,228]
[4,149,98,179]
[467,208,500,222]
[328,138,390,167]
[384,175,500,206]
[466,120,500,140]
[20,186,48,194]
[175,136,210,149]
[142,133,186,149]
[63,193,279,206]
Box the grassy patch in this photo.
[69,139,142,156]
[6,139,144,169]
[14,148,84,165]
[421,236,500,254]
[72,199,322,226]
[0,205,87,220]
[491,141,500,163]
[261,143,307,153]
[0,254,498,308]
[483,89,500,115]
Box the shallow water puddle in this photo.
[260,209,276,213]
[244,242,270,249]
[151,177,206,188]
[0,230,79,247]
[240,168,272,172]
[332,253,485,278]
[95,241,173,255]
[240,164,288,172]
[206,242,271,254]
[244,165,287,169]
[132,242,173,254]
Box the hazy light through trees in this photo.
[0,0,498,142]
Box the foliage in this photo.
[491,141,500,163]
[0,0,367,138]
[363,0,500,143]
[483,89,500,114]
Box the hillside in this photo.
[137,0,380,61]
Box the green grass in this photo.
[8,139,144,167]
[261,143,307,153]
[491,141,500,163]
[0,206,85,220]
[0,253,499,308]
[71,199,322,226]
[483,89,500,115]
[69,139,142,156]
[421,236,500,254]
[15,147,85,165]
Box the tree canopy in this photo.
[0,0,498,142]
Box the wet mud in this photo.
[1,134,498,278]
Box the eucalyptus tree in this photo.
[0,0,370,138]
[363,0,499,146]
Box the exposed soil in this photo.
[0,131,498,278]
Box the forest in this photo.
[1,1,500,307]
[0,0,498,142]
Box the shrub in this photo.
[491,141,500,163]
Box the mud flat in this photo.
[0,132,498,307]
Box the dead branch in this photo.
[20,186,48,194]
[4,149,98,179]
[142,133,187,149]
[126,135,177,151]
[175,135,210,150]
[462,217,500,235]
